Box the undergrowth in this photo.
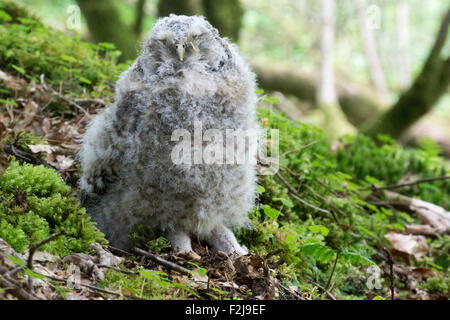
[0,158,106,255]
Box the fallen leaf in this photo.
[28,144,55,154]
[55,155,74,170]
[384,232,428,260]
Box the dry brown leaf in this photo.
[28,144,55,154]
[384,232,428,260]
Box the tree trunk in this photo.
[157,0,243,41]
[76,0,138,61]
[317,0,356,136]
[363,7,450,139]
[354,0,390,104]
[202,0,243,41]
[396,0,411,89]
[134,0,147,36]
[157,0,203,17]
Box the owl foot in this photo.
[204,225,248,256]
[167,230,193,254]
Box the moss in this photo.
[103,269,188,300]
[0,5,127,115]
[0,159,70,197]
[0,158,106,255]
[418,276,450,295]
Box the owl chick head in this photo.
[140,14,231,74]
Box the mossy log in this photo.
[251,61,384,126]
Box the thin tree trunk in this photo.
[157,0,244,41]
[76,0,138,61]
[354,0,390,104]
[202,0,244,41]
[157,0,203,17]
[317,0,356,136]
[396,0,411,89]
[318,0,337,105]
[363,7,450,139]
[134,0,147,36]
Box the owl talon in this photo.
[168,230,192,254]
[205,225,248,256]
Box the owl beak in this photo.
[175,43,185,62]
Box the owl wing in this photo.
[79,105,126,197]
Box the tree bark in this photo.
[363,7,450,139]
[157,0,203,17]
[317,0,356,136]
[134,0,147,36]
[157,0,243,41]
[76,0,139,61]
[354,0,390,104]
[202,0,243,41]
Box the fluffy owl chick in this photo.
[79,15,258,256]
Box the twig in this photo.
[97,264,139,275]
[383,247,395,300]
[133,247,191,276]
[0,274,40,300]
[26,231,65,292]
[360,175,450,191]
[325,252,340,291]
[278,283,305,300]
[40,74,90,117]
[309,280,337,300]
[108,245,134,256]
[3,144,55,170]
[265,249,283,260]
[281,141,318,156]
[27,232,65,270]
[34,272,143,300]
[275,171,330,214]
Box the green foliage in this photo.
[0,158,106,255]
[418,276,450,294]
[0,2,127,115]
[0,159,70,197]
[336,134,450,209]
[102,268,188,300]
[238,108,448,299]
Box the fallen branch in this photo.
[361,175,450,191]
[133,247,191,276]
[0,274,40,300]
[383,190,450,233]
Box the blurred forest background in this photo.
[15,0,450,158]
